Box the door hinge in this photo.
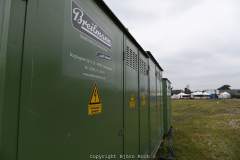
[121,128,124,136]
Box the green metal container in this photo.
[0,0,165,159]
[145,52,164,159]
[17,0,124,159]
[156,67,163,143]
[139,51,149,157]
[160,71,163,136]
[162,78,172,135]
[148,58,158,157]
[124,37,139,157]
[0,0,27,159]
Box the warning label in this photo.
[130,90,135,108]
[88,82,102,115]
[142,92,146,105]
[152,89,155,96]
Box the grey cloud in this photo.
[104,0,240,90]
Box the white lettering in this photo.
[72,6,112,47]
[73,8,83,23]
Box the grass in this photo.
[161,137,170,155]
[172,99,240,160]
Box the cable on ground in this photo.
[172,105,212,122]
[158,128,178,160]
[158,105,212,159]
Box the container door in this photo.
[0,1,27,159]
[0,0,5,49]
[160,71,163,137]
[149,59,158,157]
[168,81,172,131]
[163,79,167,134]
[139,53,149,157]
[124,38,139,157]
[17,0,123,159]
[156,68,163,142]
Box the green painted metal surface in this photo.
[148,58,158,158]
[139,52,149,157]
[162,78,172,135]
[0,0,5,51]
[160,71,163,136]
[156,67,163,143]
[0,0,167,159]
[17,0,123,159]
[0,0,26,159]
[124,38,139,157]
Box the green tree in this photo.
[184,88,191,94]
[218,85,231,90]
[184,88,188,94]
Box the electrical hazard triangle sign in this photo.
[130,90,135,108]
[142,92,145,105]
[88,82,102,115]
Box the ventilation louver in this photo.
[140,58,147,76]
[126,46,138,71]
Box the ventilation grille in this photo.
[126,46,138,71]
[140,58,147,76]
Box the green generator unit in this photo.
[162,78,172,135]
[0,0,164,159]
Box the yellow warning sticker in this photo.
[88,82,102,115]
[142,92,146,105]
[152,89,155,96]
[130,90,135,108]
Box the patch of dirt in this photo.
[194,133,212,137]
[214,104,240,115]
[214,113,235,115]
[190,133,212,142]
[212,153,217,159]
[217,119,240,129]
[225,108,240,114]
[225,99,240,101]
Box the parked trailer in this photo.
[0,0,169,159]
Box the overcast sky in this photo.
[104,0,240,91]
